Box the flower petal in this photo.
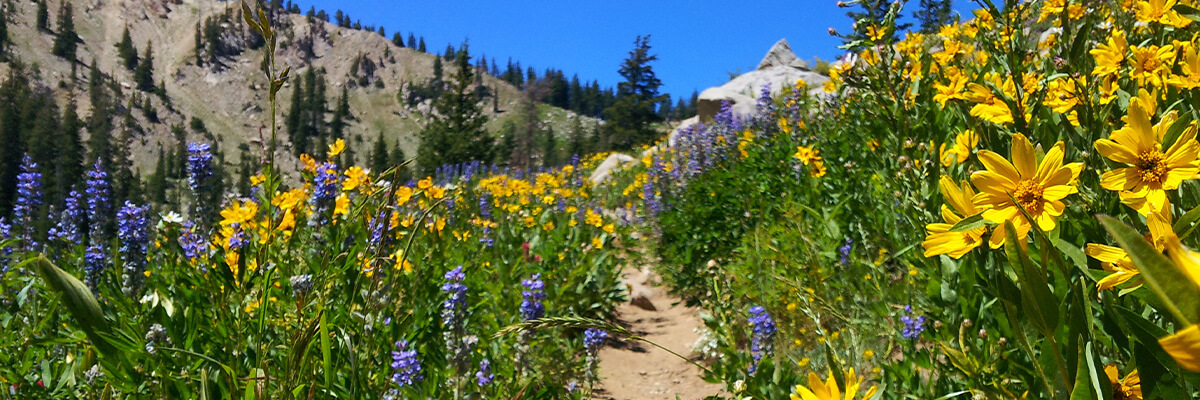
[1011,133,1037,178]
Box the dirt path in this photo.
[593,265,725,400]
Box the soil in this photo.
[592,265,725,400]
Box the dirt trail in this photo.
[593,265,725,400]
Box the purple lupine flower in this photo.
[478,193,494,247]
[475,359,494,386]
[178,221,207,261]
[85,159,111,241]
[390,340,423,387]
[186,142,213,193]
[84,244,107,294]
[226,223,248,250]
[583,328,608,350]
[0,218,12,274]
[441,266,467,328]
[309,162,339,227]
[520,273,546,321]
[13,155,42,250]
[901,305,926,339]
[49,190,84,245]
[116,201,150,296]
[747,305,776,375]
[838,238,853,266]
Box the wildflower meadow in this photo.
[6,0,1200,399]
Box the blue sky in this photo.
[291,0,976,98]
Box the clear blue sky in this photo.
[290,0,975,98]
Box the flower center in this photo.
[1012,179,1045,214]
[1135,148,1168,184]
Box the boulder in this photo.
[757,39,809,70]
[588,153,636,185]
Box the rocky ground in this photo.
[593,264,724,400]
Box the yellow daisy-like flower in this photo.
[923,176,985,258]
[395,186,413,205]
[971,133,1083,248]
[327,138,346,158]
[790,368,877,400]
[1094,97,1199,210]
[1104,364,1143,400]
[1129,44,1176,88]
[1090,29,1126,77]
[940,130,978,167]
[1086,209,1171,292]
[333,193,350,217]
[1134,0,1193,27]
[250,174,266,187]
[964,80,1014,125]
[1157,237,1200,372]
[1167,42,1200,90]
[343,166,368,192]
[299,153,316,173]
[220,201,259,227]
[417,176,433,190]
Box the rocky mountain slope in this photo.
[0,0,594,177]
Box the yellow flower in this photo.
[923,176,986,258]
[1095,98,1199,210]
[417,177,433,190]
[300,153,316,173]
[542,221,554,231]
[1159,324,1200,373]
[1104,364,1142,400]
[591,236,604,250]
[940,130,978,167]
[333,193,350,217]
[250,174,266,186]
[1168,42,1200,90]
[791,368,877,400]
[1129,44,1176,88]
[932,67,968,107]
[964,80,1014,125]
[426,186,446,200]
[1044,78,1082,114]
[272,189,306,210]
[863,350,875,359]
[1090,29,1127,77]
[343,166,368,192]
[327,138,346,158]
[603,224,616,234]
[865,25,886,41]
[1135,0,1193,27]
[1098,74,1120,105]
[395,186,413,204]
[220,201,259,227]
[809,159,827,178]
[971,133,1083,248]
[523,216,536,228]
[585,209,603,227]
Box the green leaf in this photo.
[949,213,988,232]
[320,310,331,393]
[1099,215,1200,325]
[1069,341,1101,400]
[240,1,261,34]
[1003,221,1059,336]
[1174,3,1200,22]
[1172,202,1200,239]
[32,256,117,357]
[1162,111,1194,150]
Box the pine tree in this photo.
[0,7,8,56]
[86,67,115,169]
[51,3,79,60]
[494,120,516,166]
[194,23,204,66]
[845,0,911,40]
[388,143,411,183]
[392,32,405,47]
[407,33,416,48]
[602,35,665,150]
[58,97,84,198]
[116,27,138,70]
[416,43,491,174]
[36,0,48,32]
[135,42,155,92]
[148,148,168,204]
[566,117,587,158]
[418,37,426,53]
[541,126,559,167]
[371,134,389,173]
[0,65,29,215]
[330,86,349,140]
[915,0,953,33]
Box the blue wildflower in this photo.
[117,201,150,296]
[901,305,927,339]
[442,266,468,329]
[84,244,107,294]
[178,221,207,261]
[520,273,546,321]
[49,190,84,245]
[85,159,111,241]
[583,328,608,350]
[390,340,423,387]
[0,218,11,273]
[13,155,42,250]
[186,142,213,195]
[747,305,776,375]
[309,162,339,227]
[838,237,853,266]
[475,359,494,386]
